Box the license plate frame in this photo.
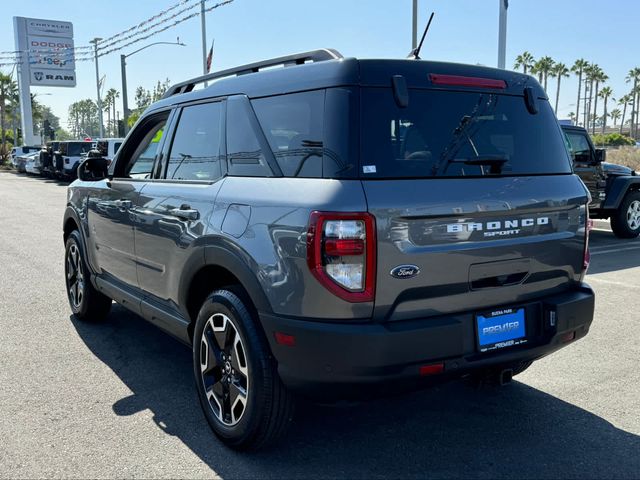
[476,307,527,353]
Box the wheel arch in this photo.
[602,177,640,210]
[181,244,273,342]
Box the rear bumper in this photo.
[261,284,595,398]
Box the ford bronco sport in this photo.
[64,49,595,450]
[562,125,640,238]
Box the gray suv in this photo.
[64,49,595,450]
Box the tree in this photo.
[572,59,589,127]
[532,56,555,91]
[128,79,171,127]
[619,94,632,134]
[0,72,14,159]
[609,108,621,127]
[68,99,99,138]
[552,62,570,114]
[584,64,598,129]
[568,112,576,124]
[514,51,534,75]
[598,86,613,134]
[591,67,608,134]
[625,68,640,138]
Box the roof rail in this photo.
[162,48,344,99]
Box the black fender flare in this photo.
[602,176,640,210]
[177,239,273,319]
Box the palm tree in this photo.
[609,108,621,127]
[103,91,112,138]
[598,86,613,134]
[514,51,535,75]
[0,73,16,160]
[619,94,632,134]
[568,112,576,124]
[107,88,120,136]
[572,59,589,127]
[532,57,555,91]
[552,62,570,114]
[591,68,608,134]
[584,64,598,129]
[625,68,640,138]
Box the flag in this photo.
[206,39,215,73]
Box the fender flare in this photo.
[177,240,273,318]
[602,176,640,210]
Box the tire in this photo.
[64,230,112,322]
[610,190,640,238]
[193,289,294,451]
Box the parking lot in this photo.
[0,171,638,479]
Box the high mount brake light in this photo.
[307,212,376,303]
[429,74,507,89]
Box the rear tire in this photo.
[611,190,640,238]
[193,289,294,451]
[64,230,112,322]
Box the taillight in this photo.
[307,212,376,303]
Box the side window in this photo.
[114,114,168,179]
[566,132,592,163]
[165,102,223,181]
[252,90,324,177]
[226,96,273,177]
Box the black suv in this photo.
[562,125,640,238]
[64,49,595,450]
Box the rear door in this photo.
[132,100,225,317]
[359,87,589,322]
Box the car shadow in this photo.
[71,307,640,479]
[587,229,640,274]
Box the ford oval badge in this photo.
[390,265,420,279]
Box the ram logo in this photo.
[34,71,43,81]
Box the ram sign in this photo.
[14,17,76,87]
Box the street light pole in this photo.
[91,38,105,138]
[120,54,129,135]
[201,0,208,75]
[120,40,186,136]
[412,0,418,50]
[497,0,508,69]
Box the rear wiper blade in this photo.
[451,155,508,174]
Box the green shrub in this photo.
[592,133,635,147]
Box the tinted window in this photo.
[113,142,122,154]
[360,89,571,178]
[166,102,223,181]
[65,142,93,156]
[227,96,272,177]
[252,91,324,177]
[565,132,592,161]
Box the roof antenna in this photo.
[407,12,435,60]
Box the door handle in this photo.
[169,205,200,221]
[114,199,132,209]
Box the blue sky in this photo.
[1,0,638,129]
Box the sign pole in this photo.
[497,0,508,69]
[13,17,37,146]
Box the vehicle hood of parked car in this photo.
[602,162,636,177]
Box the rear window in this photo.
[61,142,93,157]
[360,88,571,178]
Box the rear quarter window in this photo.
[360,88,571,178]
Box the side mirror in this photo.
[78,156,109,181]
[595,148,606,164]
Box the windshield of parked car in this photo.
[360,88,571,178]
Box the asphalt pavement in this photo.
[0,172,638,479]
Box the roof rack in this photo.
[162,48,344,99]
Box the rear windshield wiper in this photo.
[450,155,508,174]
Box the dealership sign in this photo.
[14,17,76,87]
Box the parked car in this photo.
[40,141,60,177]
[25,151,43,174]
[11,146,40,168]
[562,125,640,238]
[54,140,94,179]
[15,151,39,173]
[64,49,595,450]
[95,138,124,163]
